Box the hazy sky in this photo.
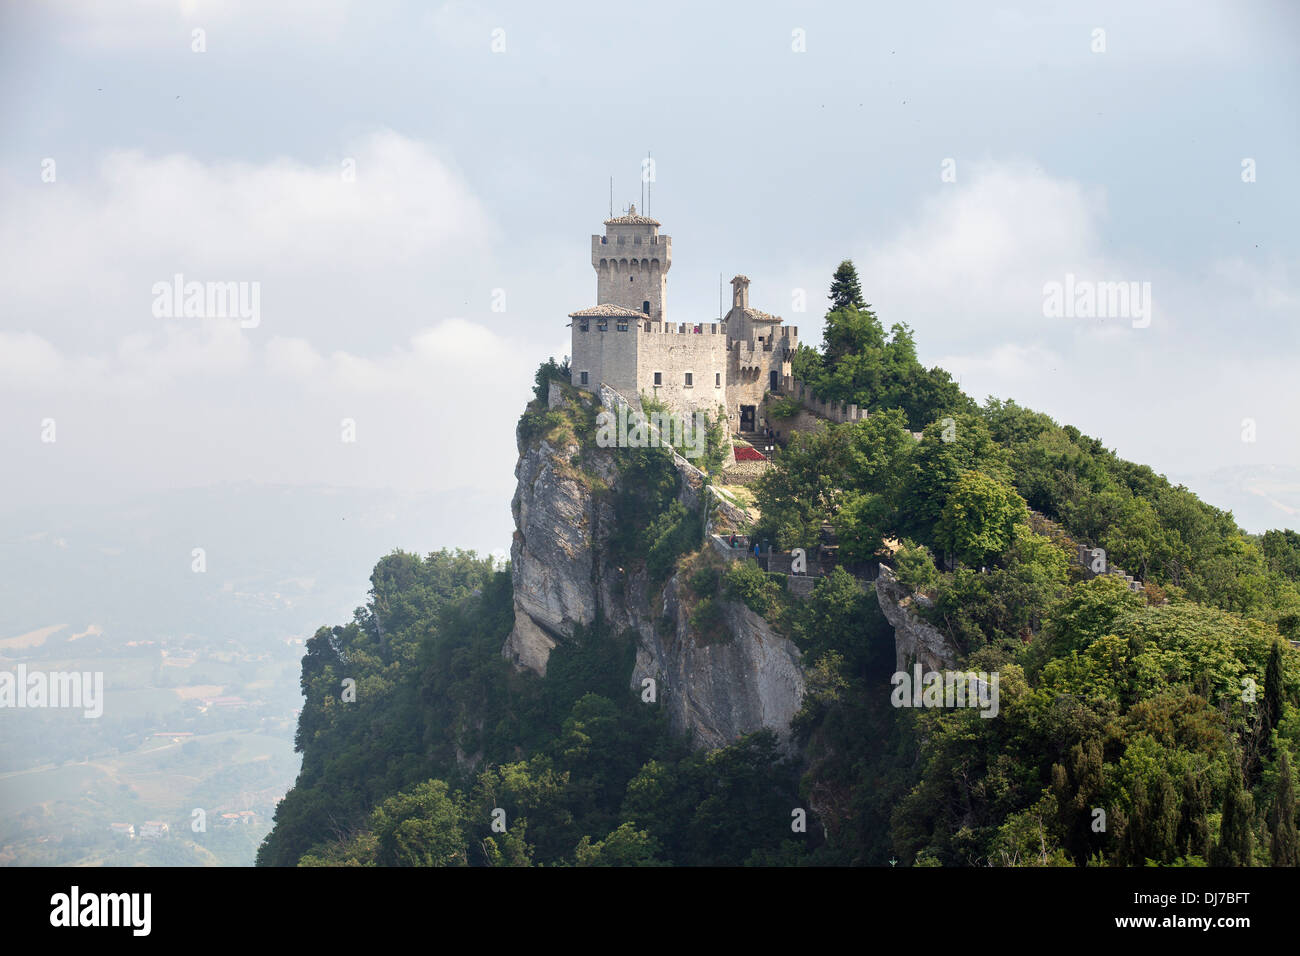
[2,0,1298,552]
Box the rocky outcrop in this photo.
[502,435,610,676]
[504,383,806,750]
[634,576,805,751]
[874,565,960,673]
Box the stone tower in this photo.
[591,204,671,321]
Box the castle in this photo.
[569,205,798,434]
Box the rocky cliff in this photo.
[874,565,960,673]
[504,383,806,750]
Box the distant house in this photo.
[199,696,247,710]
[108,823,135,839]
[219,810,257,827]
[160,650,199,667]
[139,821,169,840]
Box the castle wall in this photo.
[637,321,727,418]
[571,319,640,398]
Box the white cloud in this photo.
[850,161,1300,479]
[0,130,495,351]
[0,132,540,518]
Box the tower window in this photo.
[629,276,634,282]
[579,322,589,332]
[642,300,650,314]
[684,372,693,387]
[715,372,721,387]
[579,371,589,385]
[654,372,662,386]
[617,321,628,332]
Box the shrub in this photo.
[767,396,802,420]
[894,539,940,594]
[724,561,784,618]
[689,597,727,642]
[532,356,570,404]
[690,564,720,598]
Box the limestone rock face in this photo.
[503,406,806,749]
[502,437,608,676]
[874,565,960,673]
[633,575,805,751]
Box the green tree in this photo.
[1177,770,1212,860]
[1212,769,1255,867]
[1265,639,1285,734]
[899,413,1010,546]
[753,424,851,549]
[893,540,940,594]
[574,822,665,866]
[1270,749,1299,866]
[935,471,1029,567]
[828,259,865,311]
[1261,529,1300,581]
[370,780,469,867]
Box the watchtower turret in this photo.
[591,204,671,321]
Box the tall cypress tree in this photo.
[1177,770,1211,860]
[1265,639,1284,733]
[828,260,865,311]
[1212,770,1255,867]
[1150,771,1179,863]
[1270,750,1299,867]
[1122,776,1150,865]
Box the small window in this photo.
[684,372,693,387]
[629,276,635,282]
[642,300,650,314]
[579,371,589,385]
[653,372,662,386]
[579,321,589,332]
[715,372,721,387]
[616,321,628,332]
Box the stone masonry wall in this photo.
[637,322,728,418]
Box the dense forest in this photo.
[258,262,1300,866]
